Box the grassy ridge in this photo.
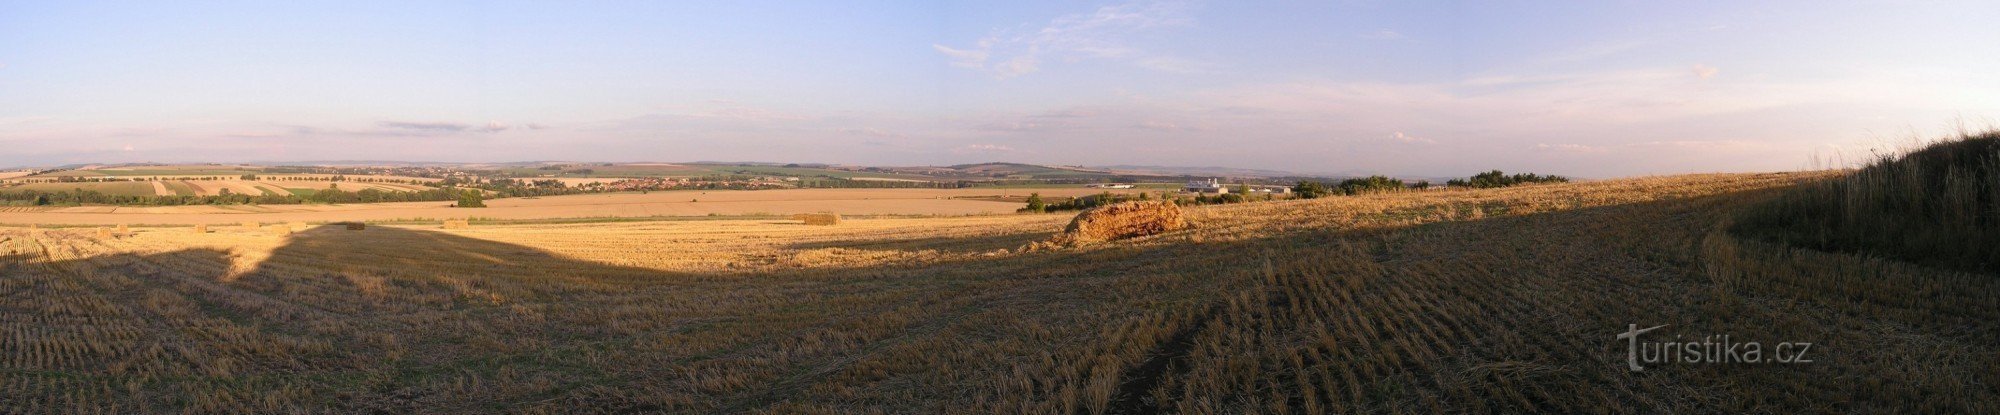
[1734,131,2000,274]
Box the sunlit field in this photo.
[0,187,1139,225]
[5,170,1991,413]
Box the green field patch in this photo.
[161,181,199,196]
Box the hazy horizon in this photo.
[3,1,1996,177]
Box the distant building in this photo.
[1245,185,1291,194]
[1086,183,1136,189]
[1184,178,1229,194]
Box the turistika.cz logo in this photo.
[1616,324,1814,371]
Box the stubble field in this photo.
[1,172,1993,413]
[0,187,1137,225]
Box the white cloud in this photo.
[1692,64,1719,80]
[931,43,990,69]
[933,1,1200,78]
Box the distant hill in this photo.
[1088,165,1315,179]
[5,160,1344,182]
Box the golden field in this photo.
[0,187,1138,225]
[1,172,1994,413]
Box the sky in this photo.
[2,1,1997,177]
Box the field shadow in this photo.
[779,230,1059,256]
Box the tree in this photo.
[240,174,258,180]
[1292,180,1331,199]
[1337,175,1405,195]
[1024,193,1046,213]
[1446,170,1568,188]
[457,189,486,208]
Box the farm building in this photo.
[1183,178,1229,194]
[1085,183,1136,189]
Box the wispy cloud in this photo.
[954,144,1015,153]
[838,127,906,139]
[933,1,1200,78]
[1534,143,1604,153]
[379,121,472,132]
[1691,64,1719,80]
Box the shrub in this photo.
[1292,181,1331,199]
[1336,175,1404,195]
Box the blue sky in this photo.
[1,1,1996,177]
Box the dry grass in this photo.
[0,171,1991,413]
[0,187,1142,226]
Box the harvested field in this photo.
[0,187,1143,225]
[442,219,469,229]
[5,171,1993,413]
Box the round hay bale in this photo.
[193,224,208,234]
[443,220,470,229]
[96,227,111,239]
[1048,201,1187,246]
[343,222,366,231]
